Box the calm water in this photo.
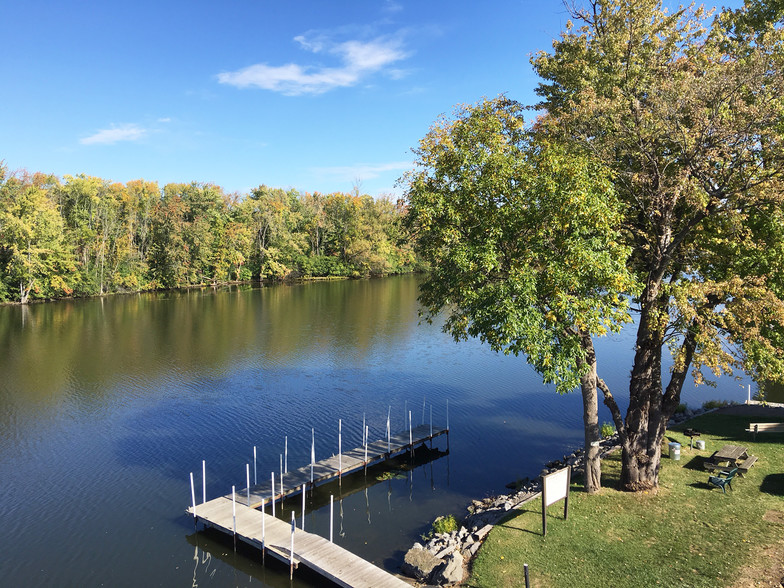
[0,275,752,586]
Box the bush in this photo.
[702,399,730,410]
[422,514,459,540]
[674,403,688,414]
[600,422,616,438]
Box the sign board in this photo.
[541,466,571,536]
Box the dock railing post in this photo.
[329,494,334,543]
[202,460,206,504]
[271,472,276,517]
[310,428,315,485]
[301,484,306,530]
[387,406,391,454]
[290,511,295,580]
[190,472,196,523]
[232,485,237,551]
[364,425,368,473]
[253,446,257,485]
[246,463,251,506]
[280,454,284,504]
[338,419,342,476]
[261,498,266,564]
[285,436,288,474]
[409,410,412,446]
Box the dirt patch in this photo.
[731,539,784,588]
[763,510,784,525]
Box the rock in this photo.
[474,524,493,541]
[431,551,464,585]
[401,547,441,582]
[434,544,455,559]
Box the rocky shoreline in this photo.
[400,406,716,585]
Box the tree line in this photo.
[0,165,419,304]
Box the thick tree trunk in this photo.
[621,283,668,491]
[579,332,602,494]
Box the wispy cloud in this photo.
[311,161,412,181]
[217,33,410,95]
[80,124,146,145]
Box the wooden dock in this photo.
[238,423,447,508]
[187,423,448,586]
[188,497,410,588]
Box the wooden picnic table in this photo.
[710,445,749,467]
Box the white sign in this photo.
[541,466,571,535]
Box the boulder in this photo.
[401,547,441,582]
[431,551,464,585]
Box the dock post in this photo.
[311,428,315,485]
[430,405,433,439]
[301,484,306,530]
[280,454,284,505]
[261,498,266,564]
[387,407,391,454]
[362,413,366,447]
[329,494,334,542]
[246,463,251,506]
[232,486,237,551]
[409,410,412,446]
[285,436,288,474]
[446,399,450,431]
[364,425,368,473]
[190,472,196,522]
[271,472,276,517]
[253,446,257,485]
[290,511,295,580]
[202,460,206,504]
[338,419,342,477]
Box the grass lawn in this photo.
[467,413,784,587]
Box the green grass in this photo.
[467,413,784,588]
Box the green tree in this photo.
[531,0,784,490]
[0,167,73,303]
[404,97,637,492]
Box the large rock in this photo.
[431,551,464,585]
[401,547,441,582]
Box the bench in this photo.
[746,422,784,441]
[708,468,738,493]
[737,455,758,475]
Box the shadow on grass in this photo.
[688,481,726,493]
[493,508,547,537]
[760,473,784,496]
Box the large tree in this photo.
[404,97,637,493]
[531,0,784,490]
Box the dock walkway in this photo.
[239,423,447,508]
[188,497,409,588]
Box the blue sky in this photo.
[1,0,739,198]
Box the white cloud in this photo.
[81,124,146,145]
[217,34,410,95]
[311,161,412,181]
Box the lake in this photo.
[0,275,752,586]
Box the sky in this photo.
[1,0,741,198]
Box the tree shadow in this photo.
[760,473,784,496]
[681,455,710,472]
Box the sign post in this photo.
[541,466,571,536]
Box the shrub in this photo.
[674,403,688,414]
[600,422,616,438]
[423,514,459,540]
[702,399,730,410]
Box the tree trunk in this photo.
[621,285,667,491]
[580,332,602,494]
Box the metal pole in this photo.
[285,436,288,474]
[271,472,275,517]
[253,446,257,485]
[246,463,250,505]
[329,494,334,543]
[422,396,426,425]
[202,460,206,504]
[524,563,530,588]
[362,413,366,446]
[190,472,196,521]
[430,405,433,438]
[280,454,284,502]
[301,484,306,530]
[290,511,295,580]
[409,411,412,447]
[261,498,266,564]
[446,398,450,431]
[232,486,237,551]
[311,428,315,484]
[338,419,342,476]
[387,406,391,454]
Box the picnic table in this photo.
[704,444,758,476]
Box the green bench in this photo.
[708,468,738,493]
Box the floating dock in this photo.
[187,422,448,587]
